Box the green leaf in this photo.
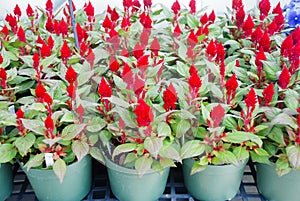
[284,89,299,111]
[175,120,190,138]
[28,103,47,112]
[176,61,189,78]
[224,131,263,147]
[0,144,17,163]
[77,70,94,86]
[181,140,205,159]
[233,146,249,161]
[107,96,130,108]
[112,143,137,160]
[157,121,172,137]
[186,14,199,28]
[53,158,67,183]
[89,147,105,164]
[61,124,87,140]
[268,127,285,145]
[60,111,75,123]
[112,106,136,128]
[144,137,163,159]
[217,151,238,165]
[26,153,45,171]
[21,119,45,135]
[158,144,181,162]
[113,74,127,91]
[124,152,137,165]
[15,133,36,156]
[271,113,297,130]
[287,145,300,169]
[72,140,89,162]
[160,158,176,168]
[135,156,153,177]
[250,151,270,164]
[191,160,207,175]
[87,117,107,132]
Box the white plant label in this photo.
[45,153,54,167]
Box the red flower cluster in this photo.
[134,99,154,127]
[225,74,238,105]
[61,40,72,63]
[262,82,274,106]
[278,66,291,89]
[0,68,7,89]
[163,83,178,111]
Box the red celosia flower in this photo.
[150,37,160,57]
[262,82,274,106]
[272,3,284,31]
[47,36,54,49]
[235,7,245,29]
[111,8,119,21]
[121,15,131,31]
[140,28,151,48]
[1,25,9,36]
[65,66,77,84]
[14,4,22,19]
[278,66,291,89]
[41,44,51,58]
[232,0,243,11]
[103,15,113,30]
[225,74,238,104]
[140,12,152,29]
[17,26,26,42]
[0,68,6,88]
[281,35,293,58]
[236,60,240,67]
[209,10,216,23]
[206,39,217,61]
[220,61,225,84]
[16,108,24,119]
[171,0,180,15]
[133,74,145,96]
[36,35,45,45]
[43,93,53,105]
[32,52,40,69]
[122,63,133,85]
[251,26,263,44]
[259,0,271,20]
[200,13,208,25]
[45,17,54,32]
[121,47,130,57]
[67,83,76,100]
[242,15,254,37]
[45,114,54,134]
[216,41,225,64]
[133,43,144,59]
[53,20,60,35]
[268,20,277,35]
[143,0,152,9]
[26,4,34,18]
[255,47,266,79]
[123,0,133,11]
[80,42,87,57]
[5,14,17,33]
[163,83,178,111]
[59,18,68,37]
[35,83,46,99]
[84,1,94,17]
[137,55,149,73]
[109,58,120,72]
[98,77,112,98]
[132,0,141,12]
[76,24,88,43]
[134,99,153,127]
[173,23,182,38]
[189,65,197,75]
[0,55,3,64]
[46,0,53,13]
[259,31,271,52]
[187,30,198,47]
[291,27,300,45]
[245,88,257,113]
[76,104,84,123]
[189,0,196,14]
[188,70,202,91]
[61,40,71,62]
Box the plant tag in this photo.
[45,153,54,167]
[8,105,15,114]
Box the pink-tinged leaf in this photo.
[72,140,89,162]
[210,104,225,127]
[53,158,67,183]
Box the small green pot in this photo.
[0,163,13,201]
[257,162,300,201]
[22,155,92,201]
[105,158,170,201]
[183,158,247,201]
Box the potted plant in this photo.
[0,1,103,200]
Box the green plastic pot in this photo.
[105,158,170,201]
[22,155,92,201]
[183,158,247,201]
[0,163,13,201]
[257,162,300,201]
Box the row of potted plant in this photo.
[0,0,299,201]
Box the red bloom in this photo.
[65,66,77,84]
[150,37,160,56]
[209,10,216,23]
[14,4,22,18]
[133,75,145,96]
[140,12,152,29]
[84,1,94,17]
[76,104,85,123]
[35,83,46,99]
[259,0,271,20]
[220,61,225,83]
[16,108,24,119]
[235,7,245,29]
[122,63,133,85]
[76,24,88,43]
[0,68,6,88]
[188,70,202,90]
[272,3,284,31]
[251,26,263,44]
[103,15,113,30]
[109,58,120,72]
[0,55,3,64]
[291,27,300,44]
[245,88,257,113]
[137,55,149,73]
[225,74,238,103]
[45,17,54,32]
[133,43,144,59]
[45,114,54,134]
[242,15,254,37]
[26,4,34,18]
[173,23,182,38]
[32,52,40,69]
[171,0,180,15]
[1,25,9,36]
[53,20,60,35]
[189,65,197,75]
[134,99,153,127]
[43,93,53,105]
[163,83,178,111]
[187,30,198,47]
[61,40,72,62]
[281,35,293,58]
[268,20,277,35]
[200,13,208,25]
[46,0,53,13]
[123,0,133,11]
[259,31,271,52]
[262,82,274,106]
[41,44,51,58]
[121,15,131,31]
[232,0,243,11]
[206,39,217,61]
[133,0,141,12]
[110,8,119,22]
[216,41,225,64]
[67,83,76,100]
[59,18,68,37]
[189,0,196,14]
[17,26,26,42]
[98,77,112,98]
[121,47,130,57]
[47,36,54,49]
[140,28,151,48]
[278,66,291,89]
[143,0,152,9]
[255,47,266,79]
[5,14,17,32]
